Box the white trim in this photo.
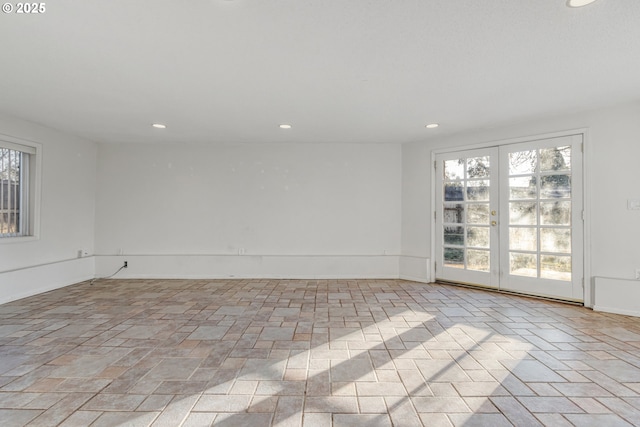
[0,134,42,242]
[0,257,94,304]
[581,129,593,307]
[399,255,430,283]
[0,235,39,244]
[431,128,589,156]
[0,139,36,155]
[95,254,400,280]
[399,275,431,284]
[94,253,402,258]
[593,277,640,317]
[0,256,90,274]
[430,128,589,302]
[430,151,437,283]
[434,147,499,288]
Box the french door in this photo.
[435,135,584,302]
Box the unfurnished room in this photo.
[1,1,640,426]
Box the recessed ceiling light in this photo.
[425,123,439,129]
[567,0,597,7]
[152,123,167,129]
[279,124,292,129]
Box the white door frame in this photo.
[434,147,500,289]
[430,129,592,306]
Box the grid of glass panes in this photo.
[0,147,23,236]
[442,156,491,272]
[508,146,572,281]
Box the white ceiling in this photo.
[1,0,640,145]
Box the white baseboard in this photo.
[399,256,430,283]
[593,276,640,317]
[95,254,400,280]
[0,255,429,305]
[0,257,95,304]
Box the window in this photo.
[0,140,37,238]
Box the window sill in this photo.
[0,235,39,244]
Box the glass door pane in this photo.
[435,148,499,288]
[499,135,583,301]
[436,135,583,302]
[506,146,572,280]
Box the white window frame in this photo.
[0,135,41,243]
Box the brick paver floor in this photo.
[1,279,639,426]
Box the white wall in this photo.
[0,114,97,303]
[594,277,640,317]
[399,142,431,282]
[401,101,640,307]
[95,142,402,278]
[4,100,638,308]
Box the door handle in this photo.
[491,221,497,226]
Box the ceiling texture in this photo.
[1,0,640,145]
